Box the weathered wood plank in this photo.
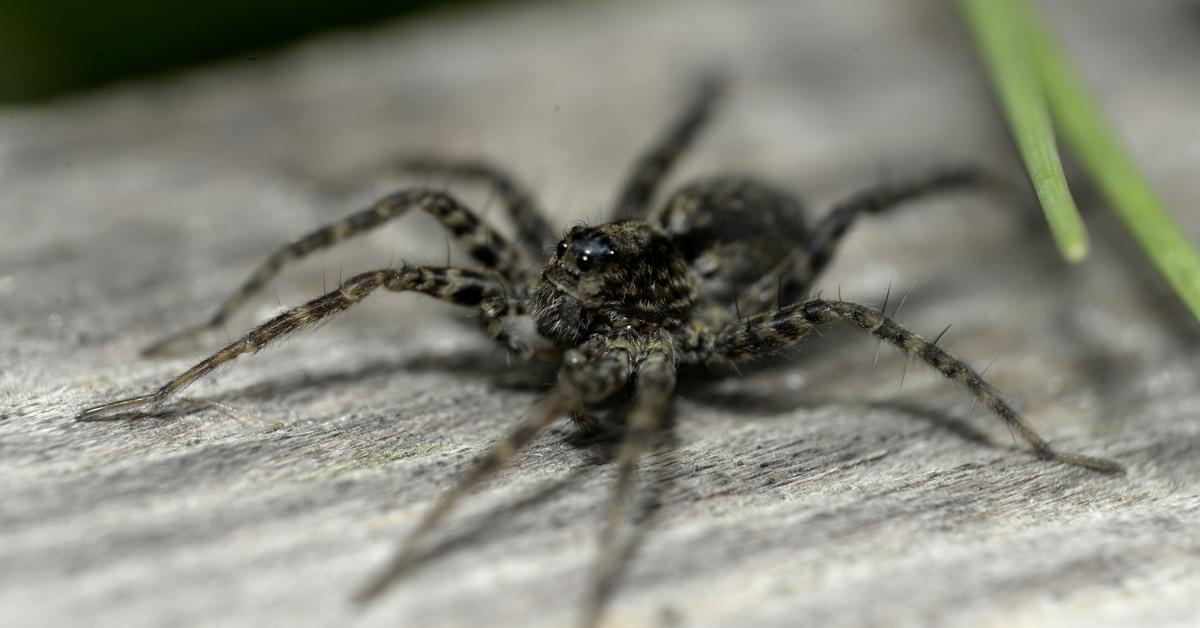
[3,1,1199,627]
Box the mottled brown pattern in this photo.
[612,75,724,221]
[395,156,556,257]
[735,168,988,316]
[652,176,808,309]
[710,300,1120,473]
[80,265,507,420]
[141,189,524,357]
[80,77,1122,628]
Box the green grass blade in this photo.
[1018,3,1200,322]
[959,0,1089,262]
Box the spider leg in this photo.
[583,333,677,628]
[477,295,566,361]
[395,156,556,256]
[480,295,541,359]
[353,338,636,604]
[709,299,1123,474]
[142,188,524,356]
[612,75,725,221]
[737,168,988,315]
[78,266,508,420]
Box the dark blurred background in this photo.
[0,0,513,103]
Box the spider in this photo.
[80,76,1122,626]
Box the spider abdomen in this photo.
[652,176,808,307]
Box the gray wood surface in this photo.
[3,1,1200,626]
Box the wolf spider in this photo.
[81,77,1122,626]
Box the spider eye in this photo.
[556,241,568,257]
[577,254,593,271]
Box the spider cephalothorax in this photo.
[535,221,697,346]
[80,77,1122,627]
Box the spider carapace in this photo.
[80,77,1121,627]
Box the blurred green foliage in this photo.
[961,0,1200,324]
[0,0,499,103]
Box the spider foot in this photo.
[76,393,161,421]
[1042,448,1125,475]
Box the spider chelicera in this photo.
[80,77,1122,626]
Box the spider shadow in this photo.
[541,405,683,620]
[82,345,555,424]
[585,426,681,619]
[86,341,679,614]
[215,346,554,402]
[678,365,998,450]
[372,456,604,588]
[368,421,680,600]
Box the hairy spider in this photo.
[80,77,1122,626]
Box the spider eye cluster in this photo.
[582,244,617,271]
[556,232,617,273]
